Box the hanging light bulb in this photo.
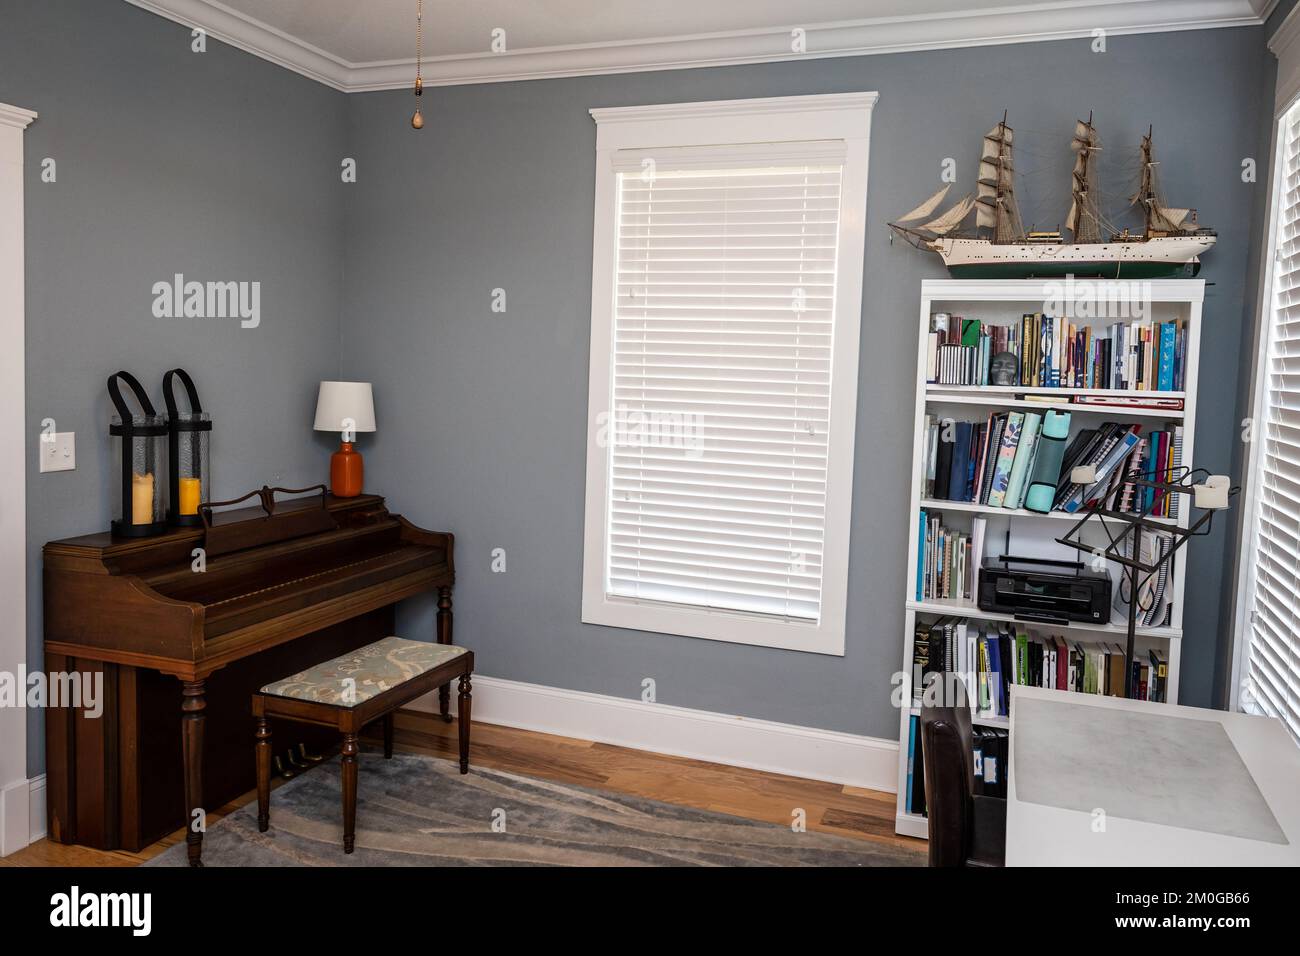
[411,0,424,130]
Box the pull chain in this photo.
[411,0,424,129]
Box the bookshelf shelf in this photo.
[925,393,1186,419]
[904,599,1183,639]
[895,278,1200,839]
[908,704,1008,729]
[917,498,1179,527]
[926,385,1186,399]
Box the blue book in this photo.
[1157,323,1176,392]
[916,509,927,601]
[987,634,1005,716]
[905,715,918,814]
[947,421,973,501]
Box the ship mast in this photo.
[976,111,1024,244]
[1067,112,1103,244]
[1134,127,1194,236]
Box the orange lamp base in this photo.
[330,441,364,498]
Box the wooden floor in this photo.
[2,710,924,866]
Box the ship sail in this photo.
[975,115,1023,243]
[1152,206,1191,229]
[894,185,951,223]
[1067,114,1103,244]
[918,195,975,235]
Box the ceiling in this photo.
[124,0,1278,91]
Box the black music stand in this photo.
[1054,467,1238,699]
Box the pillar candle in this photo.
[132,472,154,525]
[178,476,201,516]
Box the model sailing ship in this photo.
[889,114,1216,278]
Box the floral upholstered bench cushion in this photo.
[260,636,468,707]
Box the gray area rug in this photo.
[147,750,921,867]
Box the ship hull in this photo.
[931,236,1214,280]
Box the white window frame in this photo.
[0,101,35,857]
[580,92,876,656]
[1231,9,1300,717]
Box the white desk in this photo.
[1007,685,1300,866]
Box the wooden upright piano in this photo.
[42,489,454,866]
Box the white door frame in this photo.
[0,101,36,857]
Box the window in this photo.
[581,94,876,655]
[1237,96,1300,743]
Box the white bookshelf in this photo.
[894,278,1203,840]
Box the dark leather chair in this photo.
[920,687,1006,867]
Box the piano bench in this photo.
[251,636,474,854]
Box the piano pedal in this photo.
[274,755,294,779]
[297,742,324,763]
[285,748,310,770]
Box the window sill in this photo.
[581,592,845,656]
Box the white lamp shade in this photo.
[313,381,376,433]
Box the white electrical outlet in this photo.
[39,432,75,473]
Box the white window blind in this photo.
[605,145,845,622]
[1245,102,1300,743]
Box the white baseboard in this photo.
[406,675,898,792]
[0,776,31,856]
[0,774,45,855]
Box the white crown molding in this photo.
[123,0,352,90]
[406,675,899,791]
[0,104,38,130]
[123,0,1269,93]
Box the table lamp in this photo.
[313,381,376,498]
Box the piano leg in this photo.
[180,679,206,867]
[436,586,453,723]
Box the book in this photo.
[986,411,1025,507]
[978,413,1007,504]
[934,425,954,500]
[1157,322,1176,391]
[947,421,973,502]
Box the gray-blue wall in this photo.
[1,0,349,776]
[341,27,1267,740]
[3,2,1274,777]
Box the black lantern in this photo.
[163,368,212,527]
[108,370,167,537]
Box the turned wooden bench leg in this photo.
[458,672,472,774]
[382,713,394,759]
[437,587,454,723]
[341,733,359,853]
[255,716,272,832]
